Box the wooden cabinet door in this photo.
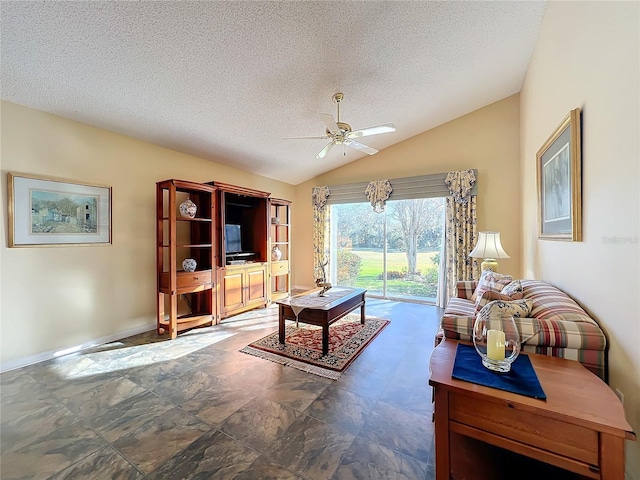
[246,265,267,306]
[219,269,245,315]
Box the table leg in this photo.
[360,300,365,324]
[433,388,450,480]
[278,305,285,345]
[600,433,625,479]
[322,323,329,355]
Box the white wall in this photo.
[0,101,295,369]
[520,2,639,476]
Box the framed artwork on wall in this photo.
[8,173,112,247]
[536,108,582,241]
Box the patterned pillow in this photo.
[501,280,524,297]
[471,270,514,301]
[474,290,515,313]
[476,299,534,321]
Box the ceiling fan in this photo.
[287,93,396,159]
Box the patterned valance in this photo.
[444,170,477,205]
[312,186,331,210]
[365,180,392,213]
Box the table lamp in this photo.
[469,231,510,272]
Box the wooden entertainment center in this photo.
[156,179,291,338]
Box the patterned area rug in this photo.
[240,314,390,380]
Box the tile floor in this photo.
[1,298,442,480]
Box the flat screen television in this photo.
[225,224,242,254]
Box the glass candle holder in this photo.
[473,314,520,373]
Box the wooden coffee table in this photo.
[429,340,636,479]
[276,287,366,355]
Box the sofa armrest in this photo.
[455,281,478,300]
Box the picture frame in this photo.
[536,108,582,241]
[8,173,112,247]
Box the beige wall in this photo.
[0,101,295,368]
[293,94,522,289]
[520,2,639,476]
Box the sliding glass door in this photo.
[330,202,384,295]
[330,197,445,303]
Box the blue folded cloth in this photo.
[452,344,546,400]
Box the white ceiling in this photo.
[1,1,546,185]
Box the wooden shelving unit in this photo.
[269,198,291,302]
[156,179,292,334]
[210,181,270,319]
[156,179,217,338]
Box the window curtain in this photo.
[442,170,479,304]
[365,180,392,213]
[312,186,331,284]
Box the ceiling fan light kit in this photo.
[288,93,396,159]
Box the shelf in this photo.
[157,178,217,339]
[271,291,289,302]
[269,199,291,303]
[162,217,212,222]
[227,201,254,208]
[158,313,213,333]
[160,243,212,248]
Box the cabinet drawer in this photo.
[160,270,212,293]
[177,270,212,289]
[271,260,289,276]
[449,393,598,465]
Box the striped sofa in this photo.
[437,279,607,380]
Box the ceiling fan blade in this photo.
[344,138,378,155]
[316,141,336,159]
[346,123,396,138]
[320,113,341,134]
[283,135,329,140]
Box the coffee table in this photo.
[276,287,366,355]
[429,340,636,479]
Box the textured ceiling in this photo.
[1,1,546,185]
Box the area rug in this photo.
[239,314,390,380]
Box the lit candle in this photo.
[487,329,505,360]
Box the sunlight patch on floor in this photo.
[53,330,236,379]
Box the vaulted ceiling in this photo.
[1,1,546,185]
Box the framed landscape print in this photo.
[536,108,582,241]
[8,173,112,247]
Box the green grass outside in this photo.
[339,249,440,298]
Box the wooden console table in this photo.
[429,340,636,479]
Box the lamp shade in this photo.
[469,232,510,259]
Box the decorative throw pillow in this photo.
[501,280,524,297]
[471,270,513,301]
[476,299,534,321]
[474,290,516,313]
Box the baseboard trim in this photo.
[0,323,156,374]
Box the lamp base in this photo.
[480,258,499,272]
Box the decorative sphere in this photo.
[271,245,282,261]
[182,258,197,272]
[179,199,197,218]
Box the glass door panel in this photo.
[329,197,444,303]
[331,202,384,295]
[385,198,445,302]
